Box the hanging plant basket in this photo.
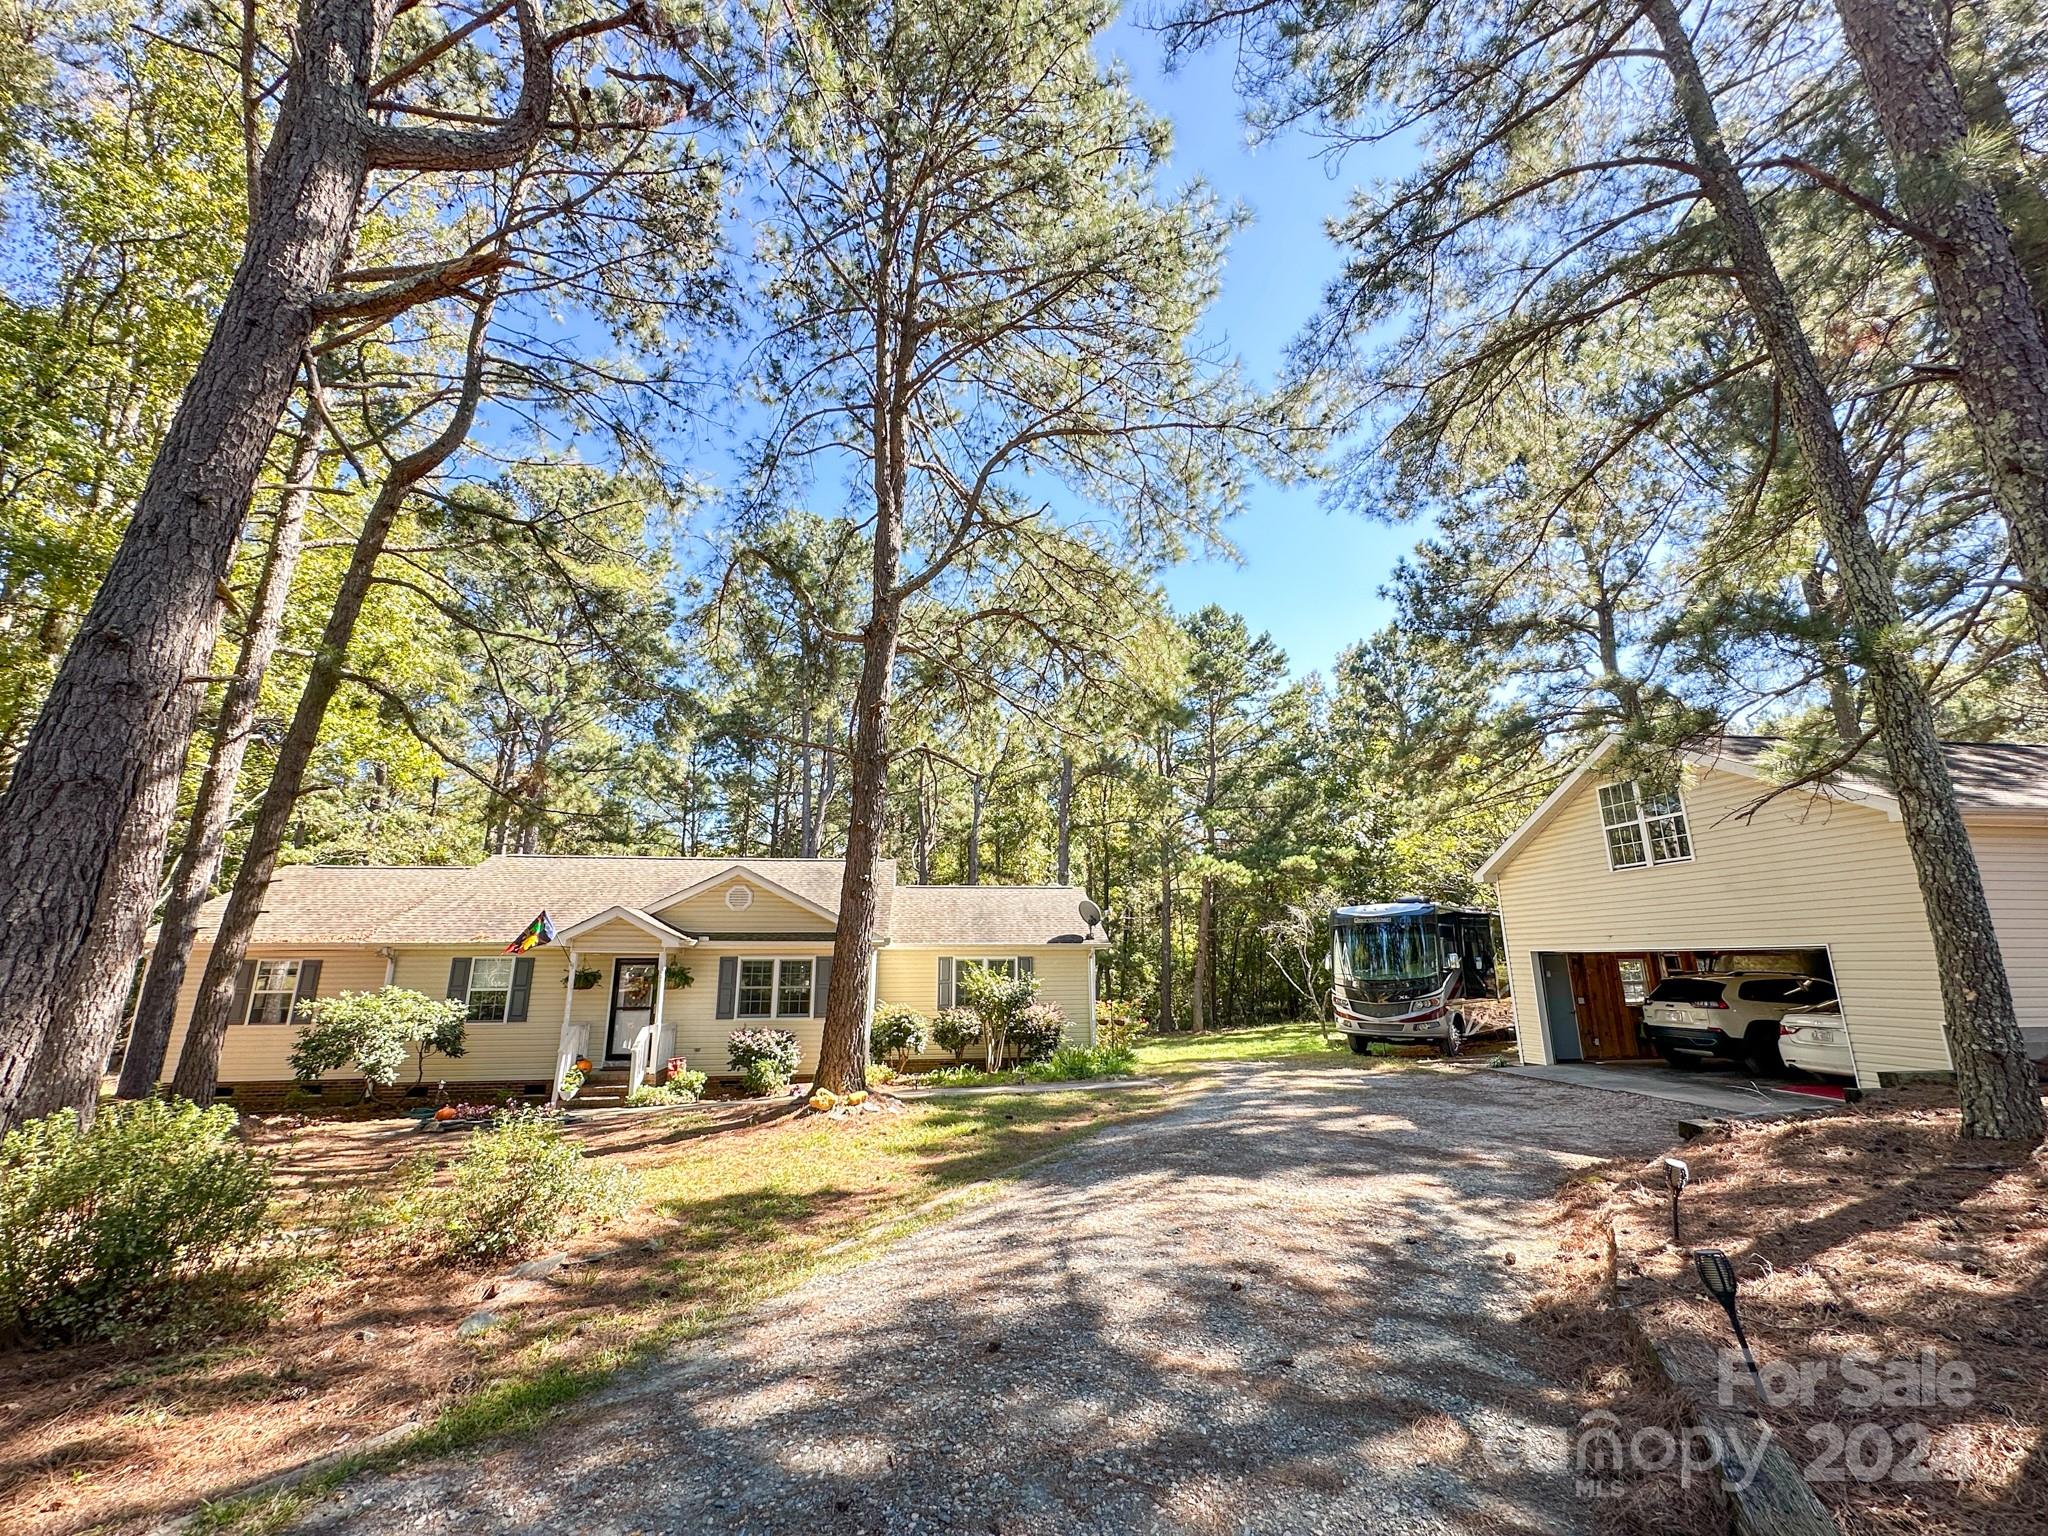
[572,967,602,990]
[664,959,694,991]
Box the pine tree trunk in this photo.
[118,418,324,1098]
[1157,841,1174,1033]
[1648,0,2044,1143]
[815,601,899,1094]
[1834,0,2048,665]
[174,291,496,1103]
[0,0,390,1129]
[1192,872,1214,1033]
[1055,751,1072,884]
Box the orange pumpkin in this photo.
[573,1057,593,1072]
[434,1106,458,1121]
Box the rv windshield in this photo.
[1335,916,1440,983]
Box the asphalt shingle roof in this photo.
[1714,735,2048,813]
[186,856,1103,949]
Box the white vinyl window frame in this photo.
[736,957,814,1020]
[245,958,303,1024]
[465,956,517,1023]
[1596,780,1693,871]
[956,957,1019,981]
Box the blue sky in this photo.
[1105,19,1414,677]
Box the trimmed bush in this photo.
[0,1099,273,1342]
[291,987,468,1097]
[727,1028,800,1095]
[436,1108,631,1263]
[625,1073,704,1107]
[1008,1001,1068,1065]
[930,1008,982,1064]
[869,1003,928,1070]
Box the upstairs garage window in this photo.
[1598,781,1692,869]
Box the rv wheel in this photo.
[1440,1016,1465,1057]
[1347,1034,1373,1055]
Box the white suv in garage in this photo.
[1642,972,1836,1073]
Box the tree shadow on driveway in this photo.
[289,1068,1688,1535]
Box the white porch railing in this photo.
[627,1023,657,1098]
[552,1022,590,1108]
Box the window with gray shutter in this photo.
[813,955,833,1017]
[715,955,738,1019]
[937,956,954,1010]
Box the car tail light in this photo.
[1779,1023,1797,1036]
[1699,998,1728,1009]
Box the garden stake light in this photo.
[1662,1156,1690,1242]
[1694,1247,1762,1391]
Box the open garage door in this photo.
[1534,948,1831,1063]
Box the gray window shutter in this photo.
[1017,955,1034,979]
[715,956,738,1019]
[937,956,954,1010]
[447,957,472,1002]
[507,957,534,1020]
[292,959,323,1020]
[812,956,832,1017]
[230,960,256,1024]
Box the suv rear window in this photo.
[1646,977,1726,1004]
[1738,976,1834,1003]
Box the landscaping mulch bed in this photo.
[1550,1087,2048,1536]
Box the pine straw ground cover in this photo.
[0,1084,1171,1536]
[1534,1088,2048,1536]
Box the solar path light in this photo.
[1693,1247,1762,1391]
[1661,1156,1690,1242]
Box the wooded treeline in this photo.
[1,0,2045,1135]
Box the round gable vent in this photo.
[725,883,754,912]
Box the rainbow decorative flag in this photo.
[504,910,556,954]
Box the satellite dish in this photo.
[1078,898,1104,928]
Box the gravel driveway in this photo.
[298,1065,1683,1535]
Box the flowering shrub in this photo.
[0,1100,273,1342]
[869,1003,928,1070]
[1008,1001,1068,1065]
[727,1029,800,1095]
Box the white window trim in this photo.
[956,956,1020,977]
[736,956,815,1020]
[245,958,303,1025]
[1597,780,1693,871]
[465,955,518,1023]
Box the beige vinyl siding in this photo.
[666,949,836,1073]
[1966,818,2048,1057]
[654,876,832,934]
[158,945,390,1085]
[1493,762,1950,1086]
[875,947,1096,1051]
[390,947,570,1086]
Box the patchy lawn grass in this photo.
[1550,1088,2048,1536]
[1133,1020,1354,1072]
[1131,1019,1511,1077]
[0,1084,1171,1536]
